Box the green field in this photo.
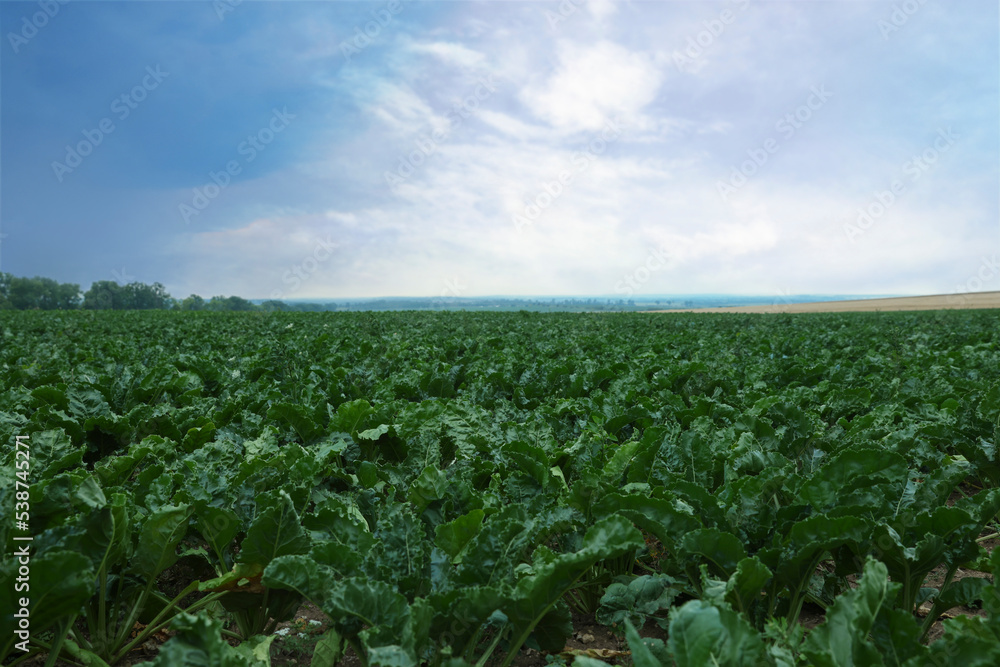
[2,309,1000,666]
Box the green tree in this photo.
[6,276,80,310]
[8,277,43,309]
[83,281,171,310]
[259,300,292,312]
[83,281,123,310]
[206,295,257,311]
[179,294,206,311]
[123,282,171,309]
[54,281,83,309]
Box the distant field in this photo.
[652,290,1000,313]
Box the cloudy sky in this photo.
[1,0,997,300]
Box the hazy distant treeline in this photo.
[0,272,718,313]
[0,273,327,312]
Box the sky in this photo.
[1,0,997,300]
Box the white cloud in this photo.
[408,40,486,69]
[165,2,997,299]
[588,0,619,22]
[519,40,665,134]
[364,80,441,135]
[476,110,553,142]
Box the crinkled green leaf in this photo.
[801,558,889,667]
[264,558,410,640]
[310,628,343,667]
[0,550,93,644]
[195,505,241,563]
[129,504,194,580]
[726,556,773,615]
[435,508,485,562]
[667,599,766,667]
[29,428,86,479]
[596,574,677,631]
[267,403,322,443]
[871,608,926,667]
[624,619,669,667]
[134,612,260,666]
[796,449,908,509]
[408,465,448,512]
[679,528,747,579]
[238,491,311,568]
[506,516,643,661]
[232,634,275,665]
[597,492,702,550]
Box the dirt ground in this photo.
[269,606,667,667]
[647,290,1000,314]
[21,552,999,667]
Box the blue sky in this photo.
[1,0,997,300]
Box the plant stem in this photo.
[113,578,156,650]
[634,559,658,573]
[920,564,960,640]
[73,614,94,652]
[786,585,807,626]
[44,616,77,667]
[347,637,369,667]
[4,648,43,666]
[474,626,508,667]
[111,589,224,664]
[110,573,125,643]
[98,569,108,652]
[462,626,485,663]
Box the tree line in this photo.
[0,273,311,312]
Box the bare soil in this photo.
[647,291,1000,314]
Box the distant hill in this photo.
[258,294,888,313]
